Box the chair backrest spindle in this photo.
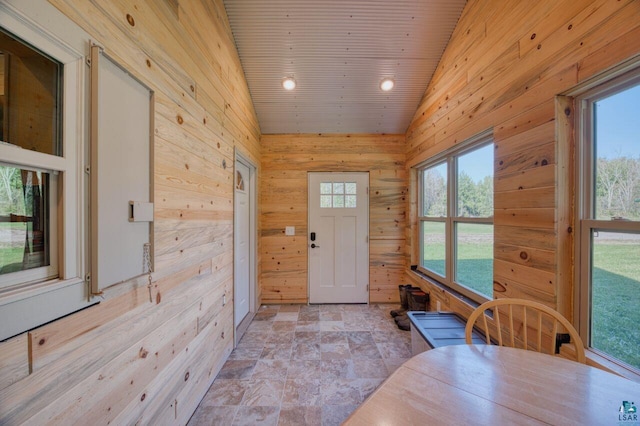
[495,306,503,346]
[482,312,490,344]
[537,310,542,353]
[522,306,528,350]
[551,320,559,357]
[508,305,515,348]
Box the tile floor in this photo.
[188,303,410,426]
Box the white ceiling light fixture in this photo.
[380,78,395,92]
[282,76,297,91]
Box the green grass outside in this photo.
[423,242,493,298]
[0,222,27,274]
[422,222,493,298]
[422,222,640,370]
[0,248,24,274]
[591,243,640,369]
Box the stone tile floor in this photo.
[188,303,410,426]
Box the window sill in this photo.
[0,277,85,306]
[560,343,640,383]
[0,277,94,341]
[585,350,640,384]
[409,268,482,310]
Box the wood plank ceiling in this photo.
[223,0,466,135]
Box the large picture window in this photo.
[418,131,494,303]
[577,68,640,372]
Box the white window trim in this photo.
[0,0,92,340]
[416,129,494,303]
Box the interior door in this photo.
[234,161,251,326]
[308,172,369,303]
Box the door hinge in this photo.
[366,235,369,243]
[366,285,369,291]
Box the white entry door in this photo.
[234,160,251,327]
[308,172,369,303]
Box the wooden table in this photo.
[344,345,640,425]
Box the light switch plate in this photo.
[285,226,295,236]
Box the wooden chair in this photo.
[464,298,586,363]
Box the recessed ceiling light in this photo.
[380,78,395,92]
[282,77,296,91]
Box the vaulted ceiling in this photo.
[223,0,467,135]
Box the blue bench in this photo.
[407,311,487,355]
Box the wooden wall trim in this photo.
[555,95,575,320]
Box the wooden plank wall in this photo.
[405,0,640,320]
[0,0,260,424]
[261,134,407,304]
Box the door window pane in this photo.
[235,170,245,191]
[422,221,445,276]
[320,181,356,208]
[455,223,493,298]
[591,231,640,369]
[320,182,332,194]
[345,182,356,194]
[0,29,62,156]
[345,195,356,208]
[0,165,50,275]
[422,162,447,217]
[457,144,494,217]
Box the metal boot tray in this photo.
[407,311,487,355]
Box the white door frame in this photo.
[234,150,257,346]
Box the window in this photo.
[0,3,90,341]
[576,68,640,371]
[320,181,357,208]
[0,28,61,289]
[418,131,494,303]
[0,167,56,284]
[236,170,245,191]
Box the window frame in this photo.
[416,130,494,304]
[575,66,640,370]
[320,181,358,209]
[0,1,90,340]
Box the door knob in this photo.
[311,243,320,248]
